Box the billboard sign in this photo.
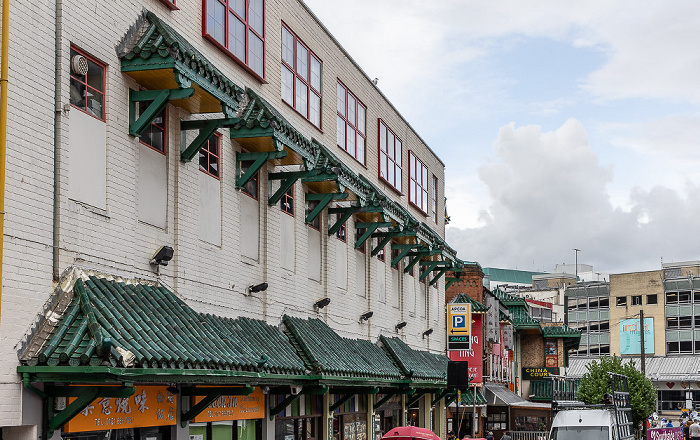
[620,318,654,355]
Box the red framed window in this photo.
[157,0,179,10]
[305,197,320,230]
[378,120,402,193]
[432,175,438,223]
[336,81,366,164]
[355,227,366,253]
[199,133,221,179]
[409,151,428,214]
[281,24,322,128]
[280,186,294,216]
[204,0,265,78]
[138,102,166,153]
[69,46,106,121]
[240,161,259,200]
[335,219,346,242]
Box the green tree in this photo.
[577,356,657,426]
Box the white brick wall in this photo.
[0,0,449,429]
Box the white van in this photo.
[548,407,616,440]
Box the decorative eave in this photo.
[450,293,489,313]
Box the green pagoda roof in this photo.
[450,293,489,313]
[379,335,448,383]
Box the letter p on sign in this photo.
[453,315,465,328]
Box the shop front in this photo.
[272,392,324,440]
[332,395,368,440]
[189,387,266,440]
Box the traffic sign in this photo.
[447,303,471,350]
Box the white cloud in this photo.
[446,120,700,273]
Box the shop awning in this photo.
[484,383,550,410]
[18,268,308,384]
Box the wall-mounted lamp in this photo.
[150,245,174,266]
[395,321,407,332]
[360,311,374,322]
[314,298,331,309]
[422,328,434,339]
[247,282,268,295]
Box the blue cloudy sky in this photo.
[302,0,700,273]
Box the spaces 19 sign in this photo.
[447,303,472,350]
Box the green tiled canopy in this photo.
[450,293,489,313]
[459,387,487,405]
[379,335,448,383]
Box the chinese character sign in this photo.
[65,386,176,433]
[486,295,499,343]
[448,314,483,385]
[501,323,514,350]
[193,387,265,422]
[620,318,654,355]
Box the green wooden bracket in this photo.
[329,394,355,412]
[180,118,238,162]
[302,172,338,183]
[47,385,135,432]
[390,244,421,267]
[328,206,356,236]
[180,386,255,426]
[268,170,318,205]
[429,267,449,286]
[406,390,428,408]
[431,389,451,407]
[236,151,288,188]
[374,392,398,410]
[419,261,450,281]
[270,393,302,420]
[305,192,348,224]
[404,254,425,274]
[354,222,391,252]
[129,88,194,136]
[444,392,459,407]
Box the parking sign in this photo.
[447,304,471,350]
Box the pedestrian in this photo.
[485,432,494,440]
[690,419,700,440]
[501,431,512,440]
[684,420,691,440]
[667,420,674,428]
[447,431,455,440]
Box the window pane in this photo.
[230,14,246,60]
[207,0,226,44]
[281,66,294,104]
[249,0,264,35]
[357,105,365,134]
[380,124,387,152]
[337,82,346,115]
[348,95,356,125]
[347,125,356,156]
[295,79,308,117]
[310,93,321,128]
[387,132,395,159]
[310,56,321,91]
[296,42,308,80]
[356,136,365,163]
[387,159,394,183]
[87,90,104,118]
[380,152,387,179]
[86,59,103,90]
[249,32,264,76]
[282,27,294,65]
[336,115,345,148]
[233,0,245,17]
[395,164,402,190]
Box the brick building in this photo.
[0,0,473,438]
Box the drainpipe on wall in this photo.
[0,0,10,326]
[53,0,64,280]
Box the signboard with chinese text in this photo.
[448,314,483,385]
[521,367,560,380]
[486,295,499,343]
[620,318,654,355]
[65,385,177,433]
[501,323,514,350]
[193,387,265,422]
[447,303,472,350]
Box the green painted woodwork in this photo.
[180,118,238,162]
[129,88,194,136]
[354,222,391,251]
[450,294,489,313]
[329,394,354,412]
[390,244,421,267]
[431,389,452,407]
[269,393,302,419]
[445,278,458,290]
[328,206,356,236]
[181,393,220,427]
[304,193,348,224]
[236,151,288,188]
[406,391,427,408]
[268,170,319,205]
[47,385,135,432]
[429,267,449,286]
[180,386,254,427]
[379,335,448,382]
[419,261,450,281]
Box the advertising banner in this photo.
[65,385,177,433]
[502,323,514,350]
[521,367,560,380]
[486,295,499,343]
[620,317,654,355]
[448,313,483,385]
[647,427,682,440]
[193,387,265,422]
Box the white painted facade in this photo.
[0,0,456,436]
